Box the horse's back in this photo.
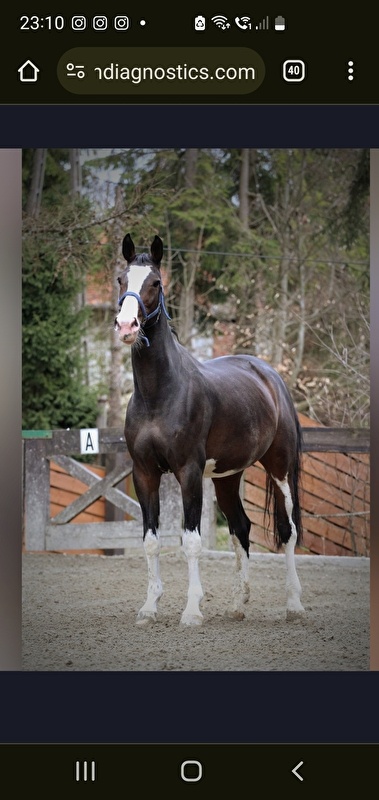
[203,353,282,382]
[201,353,290,410]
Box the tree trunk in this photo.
[177,149,198,347]
[272,241,290,368]
[69,149,82,196]
[105,184,127,548]
[25,149,47,218]
[69,149,88,379]
[272,163,292,369]
[239,148,250,229]
[288,260,306,388]
[107,184,125,429]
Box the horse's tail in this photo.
[264,412,303,550]
[290,412,303,546]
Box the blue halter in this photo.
[118,287,171,347]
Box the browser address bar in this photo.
[57,47,265,94]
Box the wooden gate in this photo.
[22,428,216,551]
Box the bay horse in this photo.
[115,234,305,626]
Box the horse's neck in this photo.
[131,321,184,405]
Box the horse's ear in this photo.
[150,235,163,266]
[122,234,135,263]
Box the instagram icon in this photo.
[114,15,130,30]
[71,15,87,30]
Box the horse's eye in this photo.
[117,277,121,285]
[153,280,161,288]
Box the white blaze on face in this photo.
[116,265,153,328]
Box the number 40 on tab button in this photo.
[283,60,306,82]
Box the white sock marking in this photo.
[136,529,163,624]
[272,474,305,616]
[231,535,250,617]
[181,529,204,625]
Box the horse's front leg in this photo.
[133,465,163,626]
[178,464,204,626]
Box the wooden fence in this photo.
[245,414,370,557]
[23,421,369,556]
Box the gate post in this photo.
[159,473,216,549]
[23,438,50,550]
[159,473,182,543]
[201,479,216,549]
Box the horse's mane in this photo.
[169,324,179,341]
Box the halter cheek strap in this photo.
[118,287,171,347]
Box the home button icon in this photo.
[180,760,203,782]
[18,60,40,82]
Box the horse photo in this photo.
[115,234,304,626]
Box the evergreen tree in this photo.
[23,149,99,429]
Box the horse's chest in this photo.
[126,415,176,461]
[127,417,162,446]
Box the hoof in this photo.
[180,613,203,627]
[136,611,157,626]
[226,609,245,621]
[286,603,305,621]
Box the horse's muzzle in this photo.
[114,317,140,344]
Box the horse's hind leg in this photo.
[271,474,305,619]
[213,472,251,620]
[133,465,163,626]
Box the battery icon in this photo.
[275,15,286,31]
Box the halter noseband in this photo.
[118,286,171,347]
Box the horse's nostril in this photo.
[132,317,139,329]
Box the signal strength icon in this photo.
[255,15,270,30]
[211,15,231,29]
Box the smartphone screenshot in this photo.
[0,3,377,792]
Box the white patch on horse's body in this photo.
[136,529,163,626]
[116,265,152,326]
[180,529,204,626]
[230,535,250,619]
[272,474,305,618]
[204,459,241,479]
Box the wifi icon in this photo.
[211,15,231,29]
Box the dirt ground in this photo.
[22,548,370,671]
